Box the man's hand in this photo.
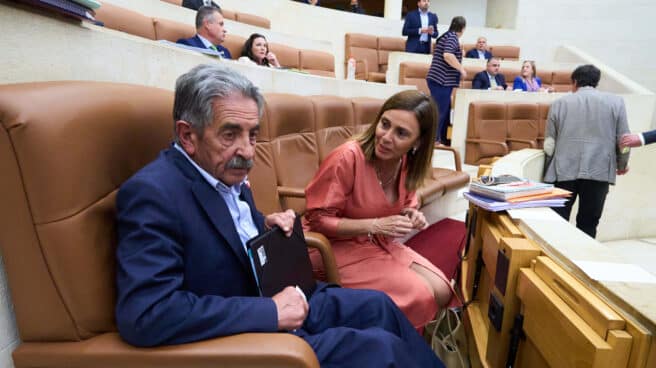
[272,286,308,331]
[401,208,428,230]
[265,209,295,236]
[460,67,467,78]
[620,133,642,148]
[617,167,629,175]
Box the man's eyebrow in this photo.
[218,123,243,132]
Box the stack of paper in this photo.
[464,191,568,212]
[469,180,554,201]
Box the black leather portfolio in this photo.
[247,216,316,297]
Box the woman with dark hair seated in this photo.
[304,90,455,330]
[238,33,280,68]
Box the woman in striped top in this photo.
[426,16,467,145]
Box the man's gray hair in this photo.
[195,6,221,29]
[173,64,264,143]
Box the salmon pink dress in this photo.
[304,141,451,329]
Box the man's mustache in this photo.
[226,156,254,170]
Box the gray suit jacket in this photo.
[543,87,630,184]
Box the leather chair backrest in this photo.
[234,12,271,29]
[223,34,246,60]
[465,102,508,164]
[345,33,379,78]
[351,97,384,126]
[300,50,335,78]
[460,65,482,89]
[506,102,539,151]
[537,69,553,89]
[152,17,195,42]
[310,96,355,162]
[377,36,405,73]
[269,43,301,69]
[222,9,236,20]
[537,103,551,148]
[0,81,173,341]
[399,62,430,95]
[551,70,573,92]
[95,3,157,40]
[489,45,520,60]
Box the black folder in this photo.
[247,216,316,297]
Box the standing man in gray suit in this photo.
[543,64,630,238]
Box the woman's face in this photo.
[374,109,421,162]
[522,62,533,78]
[251,37,268,63]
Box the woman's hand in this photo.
[401,208,428,230]
[371,215,414,237]
[266,52,281,68]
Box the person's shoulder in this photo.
[176,37,192,45]
[120,149,184,195]
[513,76,522,82]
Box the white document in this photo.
[573,260,656,284]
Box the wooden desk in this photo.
[462,206,655,368]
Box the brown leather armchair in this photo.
[0,81,321,368]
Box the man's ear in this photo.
[175,120,197,156]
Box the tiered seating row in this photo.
[398,62,573,92]
[465,101,551,165]
[95,3,335,77]
[158,0,271,28]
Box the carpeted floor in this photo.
[406,218,467,282]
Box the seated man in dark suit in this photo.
[182,0,220,11]
[472,57,508,90]
[176,6,231,59]
[115,63,444,368]
[402,0,438,54]
[465,36,493,59]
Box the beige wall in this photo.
[485,0,517,29]
[431,0,488,27]
[513,0,656,100]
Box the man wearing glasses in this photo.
[472,57,508,90]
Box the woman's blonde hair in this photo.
[356,90,438,192]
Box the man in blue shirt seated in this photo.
[472,57,508,90]
[114,63,444,368]
[177,6,231,59]
[465,37,493,59]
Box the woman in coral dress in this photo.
[304,90,454,329]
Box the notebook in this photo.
[247,216,316,297]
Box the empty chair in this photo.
[269,42,301,69]
[377,36,406,75]
[537,103,551,148]
[489,45,520,61]
[506,102,540,151]
[344,33,384,82]
[300,50,336,77]
[95,3,157,40]
[551,70,573,92]
[152,17,195,41]
[465,102,509,164]
[399,62,430,95]
[234,12,271,29]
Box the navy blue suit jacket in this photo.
[472,71,507,90]
[115,147,277,346]
[402,10,438,53]
[642,129,656,145]
[465,49,492,59]
[176,35,232,59]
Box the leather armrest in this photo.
[304,231,340,285]
[14,332,319,368]
[506,138,537,148]
[465,138,509,154]
[434,143,463,171]
[278,186,306,198]
[345,59,369,80]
